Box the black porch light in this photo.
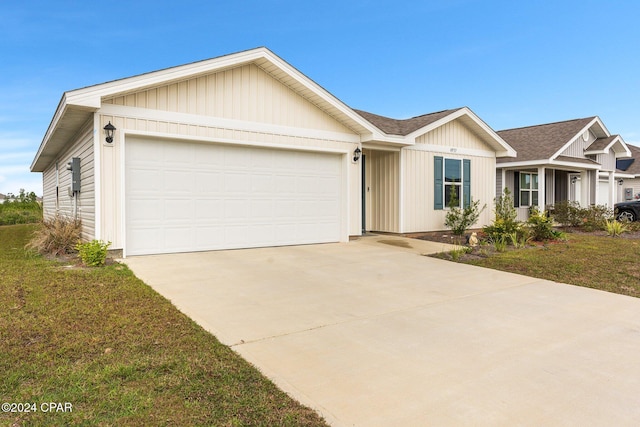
[104,121,116,143]
[353,147,362,162]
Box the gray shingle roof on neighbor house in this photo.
[496,117,595,163]
[618,144,640,175]
[587,135,618,152]
[354,108,464,136]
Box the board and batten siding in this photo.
[399,119,498,232]
[561,129,595,158]
[364,150,400,233]
[103,63,356,135]
[41,120,95,241]
[401,149,495,232]
[98,63,362,249]
[415,119,491,150]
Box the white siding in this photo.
[40,120,95,240]
[401,149,495,232]
[416,119,492,151]
[364,150,400,232]
[104,63,355,135]
[99,64,361,249]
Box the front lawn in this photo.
[464,232,640,298]
[0,224,327,426]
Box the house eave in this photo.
[30,99,97,172]
[32,47,383,172]
[497,159,601,171]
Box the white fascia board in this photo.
[362,133,410,146]
[66,48,271,108]
[66,48,379,138]
[498,159,597,169]
[261,50,380,135]
[613,136,631,157]
[550,159,601,170]
[30,94,69,171]
[584,135,631,157]
[615,172,636,179]
[404,107,516,157]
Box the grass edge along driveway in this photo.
[462,232,640,298]
[0,224,328,427]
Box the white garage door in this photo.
[125,137,343,256]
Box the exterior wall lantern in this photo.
[618,179,624,186]
[353,147,362,162]
[571,176,578,185]
[104,121,116,143]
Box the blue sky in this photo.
[2,0,639,196]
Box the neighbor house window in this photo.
[519,172,538,207]
[434,157,470,209]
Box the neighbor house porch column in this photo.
[607,171,615,207]
[580,170,589,207]
[537,166,546,212]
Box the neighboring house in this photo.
[496,117,630,220]
[31,47,515,257]
[0,193,5,203]
[616,144,640,201]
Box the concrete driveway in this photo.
[124,236,640,426]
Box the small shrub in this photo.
[492,235,508,252]
[27,216,82,256]
[483,188,521,241]
[526,210,556,241]
[449,246,472,262]
[553,201,583,227]
[604,219,627,237]
[581,205,613,231]
[76,240,111,267]
[444,187,486,236]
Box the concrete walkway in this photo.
[124,236,640,426]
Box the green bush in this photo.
[76,240,111,267]
[0,189,42,225]
[526,210,556,241]
[483,188,521,242]
[580,204,613,231]
[444,187,486,236]
[552,200,583,227]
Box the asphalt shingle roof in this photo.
[587,136,617,152]
[618,144,640,175]
[354,108,464,136]
[496,117,595,163]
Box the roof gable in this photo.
[497,117,596,162]
[356,107,516,157]
[32,47,377,171]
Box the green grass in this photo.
[0,224,327,426]
[466,233,640,298]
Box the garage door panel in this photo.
[126,137,343,255]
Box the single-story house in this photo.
[31,47,515,256]
[616,143,640,200]
[496,117,630,220]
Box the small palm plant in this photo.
[604,219,627,237]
